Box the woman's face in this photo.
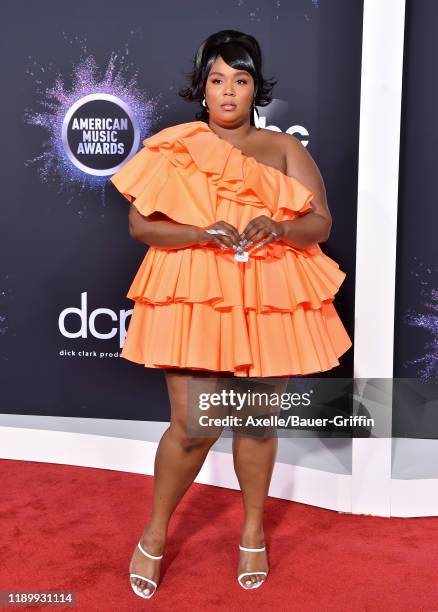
[204,55,255,124]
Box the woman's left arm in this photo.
[277,134,332,249]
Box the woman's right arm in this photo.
[128,204,241,251]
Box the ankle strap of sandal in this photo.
[239,544,266,552]
[138,541,164,559]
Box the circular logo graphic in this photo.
[61,93,140,176]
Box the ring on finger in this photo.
[206,228,229,237]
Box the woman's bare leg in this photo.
[232,435,277,587]
[130,368,223,596]
[232,378,288,587]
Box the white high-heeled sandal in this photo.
[129,541,163,599]
[237,544,269,589]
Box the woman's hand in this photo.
[240,216,284,251]
[198,221,241,250]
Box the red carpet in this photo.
[1,459,438,611]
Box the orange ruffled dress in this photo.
[110,120,352,377]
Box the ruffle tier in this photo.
[120,300,352,377]
[110,121,352,377]
[126,246,346,313]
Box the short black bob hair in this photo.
[179,29,277,126]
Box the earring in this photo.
[253,102,261,129]
[202,97,208,108]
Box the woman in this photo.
[110,29,352,599]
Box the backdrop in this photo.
[392,0,438,440]
[1,0,360,420]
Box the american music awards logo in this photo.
[24,48,160,189]
[61,93,140,176]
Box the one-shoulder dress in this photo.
[110,120,352,377]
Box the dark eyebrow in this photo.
[209,71,249,77]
